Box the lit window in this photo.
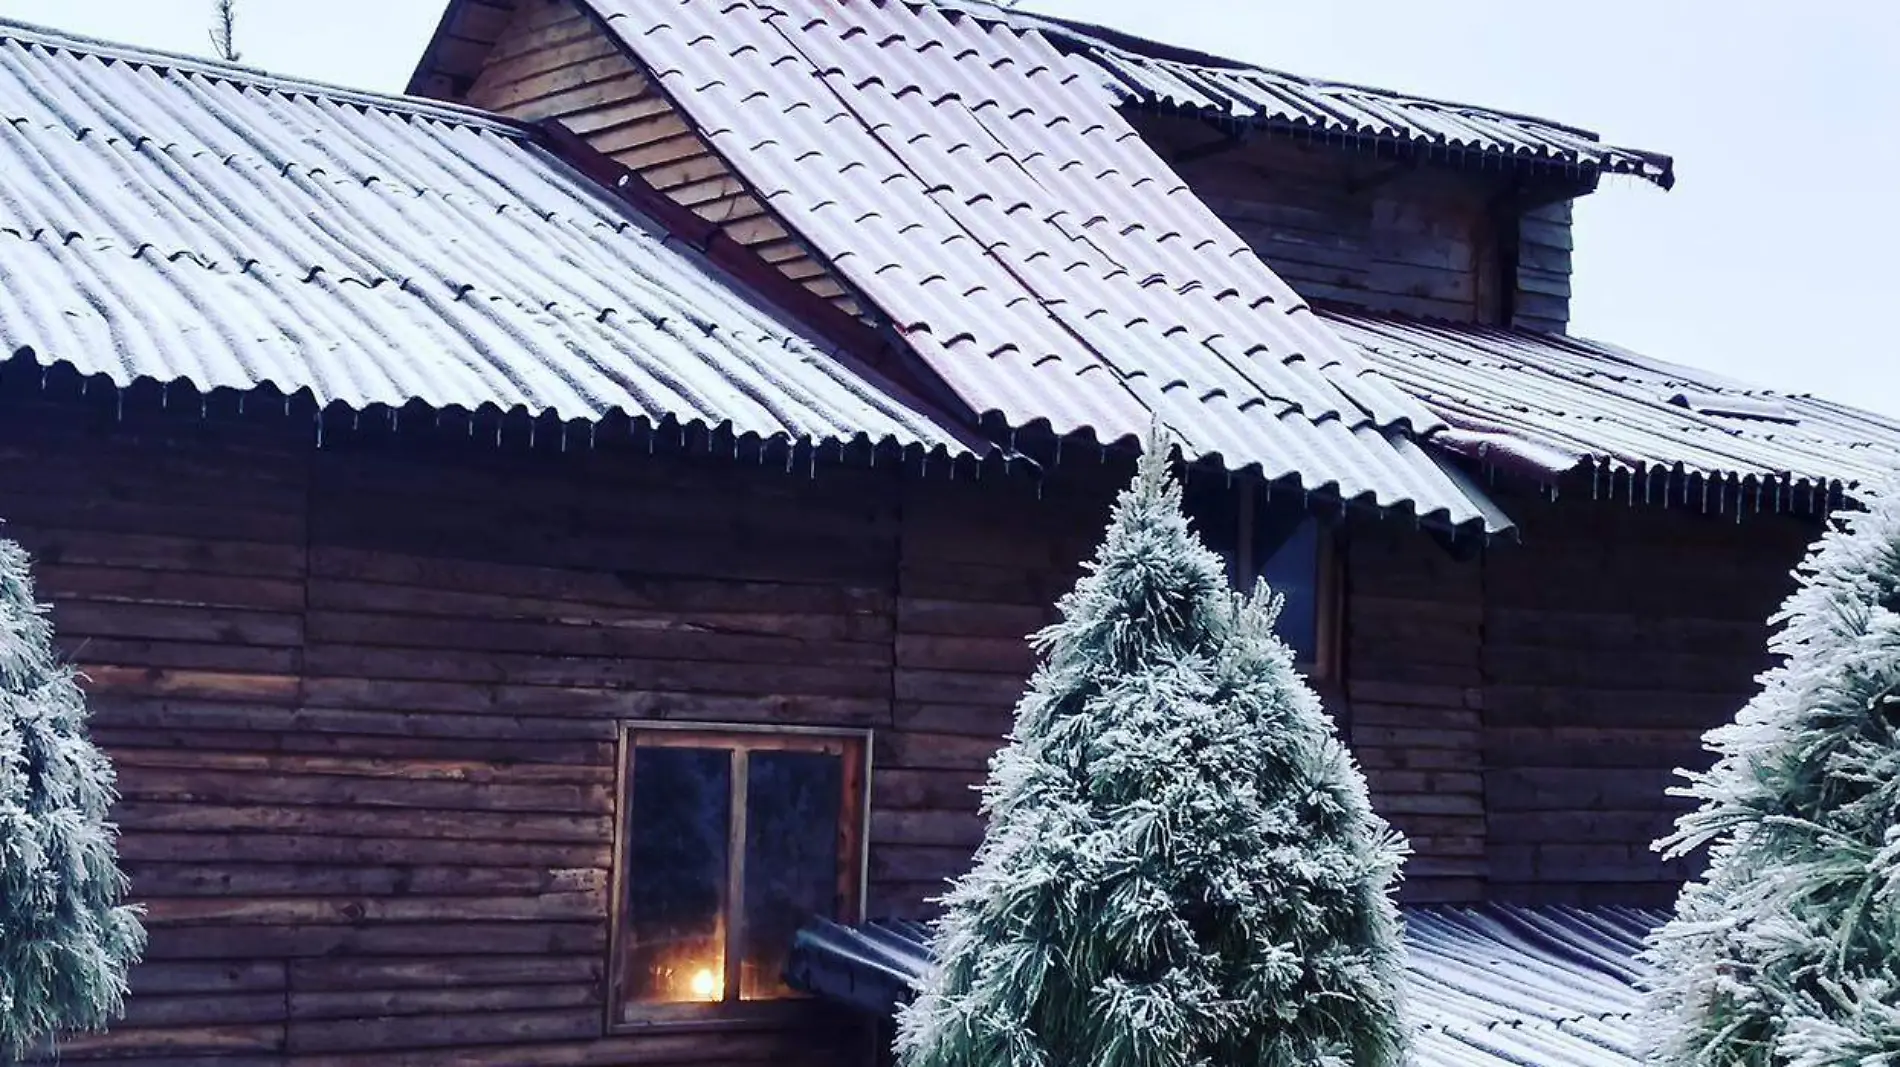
[1183,475,1334,670]
[610,727,867,1024]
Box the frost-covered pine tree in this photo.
[896,434,1409,1067]
[1644,485,1900,1067]
[0,537,145,1059]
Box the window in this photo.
[609,725,868,1026]
[1183,475,1338,674]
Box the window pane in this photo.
[623,745,730,1006]
[1258,517,1320,661]
[1182,475,1242,587]
[740,750,844,1000]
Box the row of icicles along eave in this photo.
[1513,454,1854,520]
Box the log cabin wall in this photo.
[1,389,1819,1060]
[1342,517,1488,905]
[1476,482,1813,906]
[1133,114,1578,331]
[455,0,867,319]
[0,394,1110,1065]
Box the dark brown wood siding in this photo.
[458,0,864,318]
[1343,518,1488,904]
[1478,482,1811,906]
[1138,117,1578,330]
[4,399,1109,1064]
[6,398,1817,1060]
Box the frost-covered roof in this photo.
[0,14,977,457]
[788,905,1663,1067]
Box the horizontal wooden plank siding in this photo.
[874,474,1106,918]
[1478,483,1811,906]
[1514,199,1574,332]
[4,394,1824,1061]
[1145,120,1505,323]
[1141,116,1581,330]
[1342,518,1487,903]
[461,0,864,319]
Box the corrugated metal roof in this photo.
[1328,311,1900,498]
[0,17,976,456]
[940,1,1675,190]
[787,904,1663,1067]
[596,0,1509,532]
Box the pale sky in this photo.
[5,0,1897,416]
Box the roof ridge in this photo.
[931,0,1609,140]
[0,13,527,136]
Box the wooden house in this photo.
[0,3,1895,1065]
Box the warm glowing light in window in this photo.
[689,968,719,1001]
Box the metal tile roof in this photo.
[787,904,1664,1067]
[0,17,975,456]
[940,1,1675,190]
[1328,312,1900,498]
[597,0,1508,532]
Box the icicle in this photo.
[115,388,124,422]
[1702,479,1710,513]
[1645,468,1654,505]
[529,420,537,450]
[1592,460,1601,500]
[809,447,816,480]
[1054,436,1061,465]
[314,412,324,449]
[237,393,243,415]
[161,383,169,409]
[352,410,360,432]
[589,423,598,450]
[200,397,208,420]
[560,424,568,453]
[1627,467,1635,506]
[1099,445,1106,464]
[495,420,502,447]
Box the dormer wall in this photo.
[1131,113,1582,332]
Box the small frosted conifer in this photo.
[0,537,145,1059]
[896,435,1409,1067]
[1644,485,1900,1067]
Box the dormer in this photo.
[1010,10,1675,333]
[412,0,1671,339]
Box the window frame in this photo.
[606,721,872,1031]
[1194,477,1344,680]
